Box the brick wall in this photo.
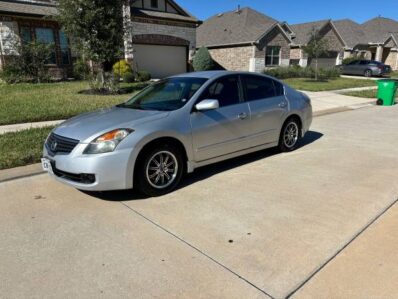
[319,24,345,52]
[385,50,398,70]
[290,48,302,59]
[208,46,254,71]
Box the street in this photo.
[1,105,397,299]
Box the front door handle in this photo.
[238,112,248,120]
[279,102,287,108]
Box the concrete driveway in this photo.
[1,106,397,299]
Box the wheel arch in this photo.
[134,136,189,176]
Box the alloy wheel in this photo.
[146,151,179,189]
[283,122,299,148]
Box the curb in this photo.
[0,163,44,184]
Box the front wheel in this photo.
[278,118,301,152]
[135,144,184,197]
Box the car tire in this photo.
[278,117,301,152]
[364,69,373,78]
[135,143,185,197]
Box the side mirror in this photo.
[195,99,219,111]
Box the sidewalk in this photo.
[0,120,64,135]
[302,90,375,115]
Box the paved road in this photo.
[1,106,397,299]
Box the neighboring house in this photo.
[123,0,200,78]
[291,17,398,70]
[0,0,72,77]
[196,7,293,73]
[290,19,346,68]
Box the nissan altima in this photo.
[42,71,312,196]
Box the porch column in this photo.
[375,45,383,62]
[123,0,134,66]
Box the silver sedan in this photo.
[42,71,312,196]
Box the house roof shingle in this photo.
[290,19,330,45]
[361,17,398,44]
[333,19,368,48]
[197,7,278,47]
[0,0,57,17]
[131,8,199,23]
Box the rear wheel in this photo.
[364,69,373,78]
[135,144,184,197]
[278,118,301,152]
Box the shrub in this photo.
[73,59,91,80]
[0,41,53,83]
[192,47,215,71]
[264,66,340,80]
[113,60,132,77]
[122,71,135,83]
[136,70,151,82]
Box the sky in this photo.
[177,0,398,24]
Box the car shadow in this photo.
[83,131,323,202]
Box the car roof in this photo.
[170,71,279,80]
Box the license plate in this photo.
[41,158,53,174]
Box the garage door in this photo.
[308,51,338,68]
[134,44,187,79]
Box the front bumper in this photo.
[43,144,138,191]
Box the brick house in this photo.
[123,0,200,78]
[0,0,72,77]
[0,0,200,79]
[196,7,294,73]
[291,17,398,70]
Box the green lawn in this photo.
[0,126,54,170]
[343,89,377,99]
[0,81,147,126]
[283,77,377,92]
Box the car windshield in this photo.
[119,77,208,111]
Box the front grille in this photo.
[51,162,96,184]
[46,133,79,156]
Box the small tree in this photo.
[302,28,330,81]
[57,0,125,88]
[193,47,215,71]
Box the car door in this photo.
[190,75,252,162]
[344,61,359,74]
[242,75,288,145]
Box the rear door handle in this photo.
[238,112,248,120]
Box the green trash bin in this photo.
[376,79,397,106]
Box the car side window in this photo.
[199,76,240,107]
[243,75,276,101]
[273,80,285,96]
[359,61,369,65]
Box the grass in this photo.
[0,126,54,170]
[283,77,377,92]
[0,81,147,126]
[343,89,377,99]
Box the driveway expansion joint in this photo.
[119,201,275,299]
[286,198,398,299]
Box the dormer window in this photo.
[151,0,158,8]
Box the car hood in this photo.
[53,106,169,142]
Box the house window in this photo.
[59,31,70,65]
[150,0,158,8]
[35,28,56,64]
[20,27,32,43]
[266,46,281,66]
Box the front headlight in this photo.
[84,129,133,154]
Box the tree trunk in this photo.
[315,57,318,81]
